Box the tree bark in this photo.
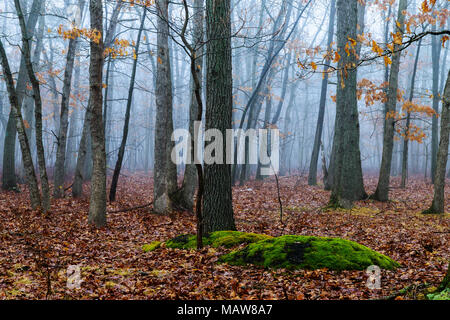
[329,0,367,208]
[0,40,41,208]
[87,0,106,228]
[431,24,442,184]
[2,0,42,191]
[15,0,50,212]
[203,0,236,234]
[153,0,177,214]
[423,70,450,214]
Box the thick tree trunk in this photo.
[154,0,177,214]
[423,70,450,214]
[372,0,407,202]
[325,0,365,192]
[109,7,146,202]
[203,0,236,234]
[87,0,106,228]
[329,0,367,208]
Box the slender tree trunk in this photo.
[66,55,81,174]
[372,0,407,202]
[87,0,106,228]
[423,70,450,214]
[54,1,85,198]
[203,0,236,234]
[109,7,146,202]
[154,0,177,214]
[2,0,42,191]
[308,0,336,186]
[431,24,442,184]
[401,39,422,188]
[0,40,41,208]
[15,0,50,212]
[72,98,91,198]
[176,0,204,210]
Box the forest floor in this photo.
[0,174,448,300]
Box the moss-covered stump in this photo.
[142,241,162,253]
[142,231,272,252]
[166,231,273,249]
[219,235,399,271]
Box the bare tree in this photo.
[109,5,147,202]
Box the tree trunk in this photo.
[153,0,177,214]
[203,0,236,234]
[423,70,450,214]
[0,40,41,209]
[329,0,367,208]
[308,0,336,186]
[87,0,106,228]
[2,0,42,191]
[176,0,204,210]
[66,54,81,175]
[109,6,146,202]
[430,24,442,184]
[15,0,50,212]
[372,0,407,202]
[401,39,422,189]
[72,98,91,198]
[54,1,85,198]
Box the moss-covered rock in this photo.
[219,235,400,271]
[165,231,272,249]
[142,241,162,252]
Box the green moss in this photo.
[165,234,199,249]
[207,231,273,248]
[165,231,273,250]
[220,235,400,271]
[142,241,162,252]
[427,288,450,300]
